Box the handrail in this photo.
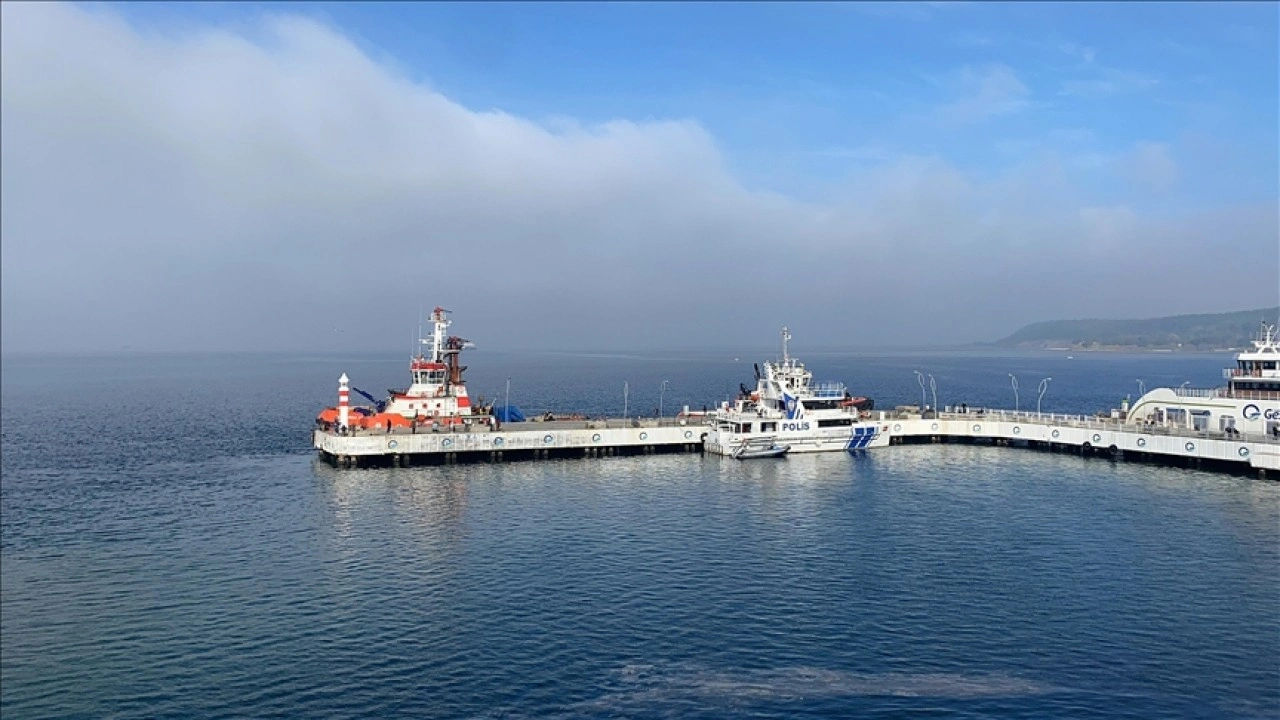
[922,410,1280,445]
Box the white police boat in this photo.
[705,327,888,456]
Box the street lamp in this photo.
[928,374,937,414]
[1137,379,1146,397]
[1180,380,1191,392]
[623,381,629,420]
[1037,377,1052,414]
[659,380,669,419]
[1009,374,1020,412]
[914,370,926,410]
[505,377,511,420]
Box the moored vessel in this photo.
[704,327,888,456]
[1120,321,1280,436]
[316,307,493,431]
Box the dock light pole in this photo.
[1180,380,1191,392]
[659,380,669,419]
[623,381,629,420]
[928,374,937,414]
[1037,377,1052,414]
[914,370,926,410]
[505,377,510,421]
[1009,374,1019,412]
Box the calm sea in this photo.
[2,349,1277,719]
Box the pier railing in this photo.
[317,415,714,437]
[916,409,1280,445]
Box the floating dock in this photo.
[314,418,708,467]
[313,408,1279,476]
[885,409,1280,477]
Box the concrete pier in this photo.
[313,408,1280,477]
[883,410,1280,476]
[313,418,708,467]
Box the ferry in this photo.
[316,307,494,431]
[1120,321,1280,437]
[704,327,889,456]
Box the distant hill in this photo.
[994,307,1280,351]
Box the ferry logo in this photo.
[1243,404,1262,421]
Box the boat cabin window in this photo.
[1191,410,1210,432]
[818,418,852,428]
[761,422,777,432]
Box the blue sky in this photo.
[1,2,1276,352]
[112,1,1278,206]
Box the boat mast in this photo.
[425,307,450,363]
[781,326,791,366]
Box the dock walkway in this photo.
[314,409,1280,477]
[314,417,708,467]
[885,409,1280,476]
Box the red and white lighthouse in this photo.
[338,373,350,428]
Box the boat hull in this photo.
[734,445,790,459]
[706,424,889,457]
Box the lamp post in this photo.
[928,374,937,414]
[1009,373,1019,412]
[1037,377,1052,414]
[1137,379,1146,397]
[1180,380,1191,392]
[659,380,669,419]
[623,381,629,420]
[505,377,511,421]
[914,370,926,410]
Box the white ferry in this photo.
[705,327,889,456]
[1121,321,1280,437]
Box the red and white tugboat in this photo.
[317,307,491,431]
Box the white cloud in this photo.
[1059,42,1097,64]
[935,64,1032,121]
[0,3,1274,352]
[1059,68,1159,98]
[1121,141,1181,191]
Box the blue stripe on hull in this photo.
[846,426,878,451]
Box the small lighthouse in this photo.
[338,373,350,428]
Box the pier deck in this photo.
[314,409,1280,477]
[884,409,1280,476]
[314,418,709,467]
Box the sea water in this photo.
[2,350,1277,719]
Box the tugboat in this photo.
[1121,321,1280,436]
[704,326,887,456]
[316,307,493,431]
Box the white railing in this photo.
[928,410,1280,445]
[809,381,847,398]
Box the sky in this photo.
[1,1,1277,353]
